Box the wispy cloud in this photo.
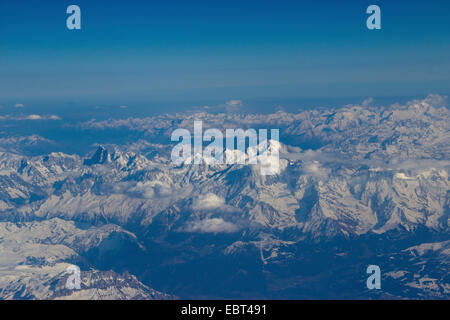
[183,218,239,233]
[0,114,62,121]
[112,181,173,199]
[226,100,243,108]
[26,114,43,120]
[361,97,374,108]
[225,99,244,113]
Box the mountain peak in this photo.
[84,146,109,166]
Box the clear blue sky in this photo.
[0,0,449,103]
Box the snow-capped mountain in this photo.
[0,95,448,299]
[0,218,174,300]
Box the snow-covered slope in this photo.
[0,95,448,299]
[0,218,174,300]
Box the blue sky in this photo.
[0,0,449,105]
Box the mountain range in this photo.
[0,94,448,299]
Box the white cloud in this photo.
[15,103,24,108]
[226,100,243,108]
[115,181,173,199]
[420,93,446,107]
[361,97,374,108]
[26,114,43,120]
[119,105,128,109]
[23,114,61,120]
[184,218,239,233]
[3,114,63,121]
[192,193,225,210]
[224,99,244,113]
[298,152,331,179]
[128,182,156,199]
